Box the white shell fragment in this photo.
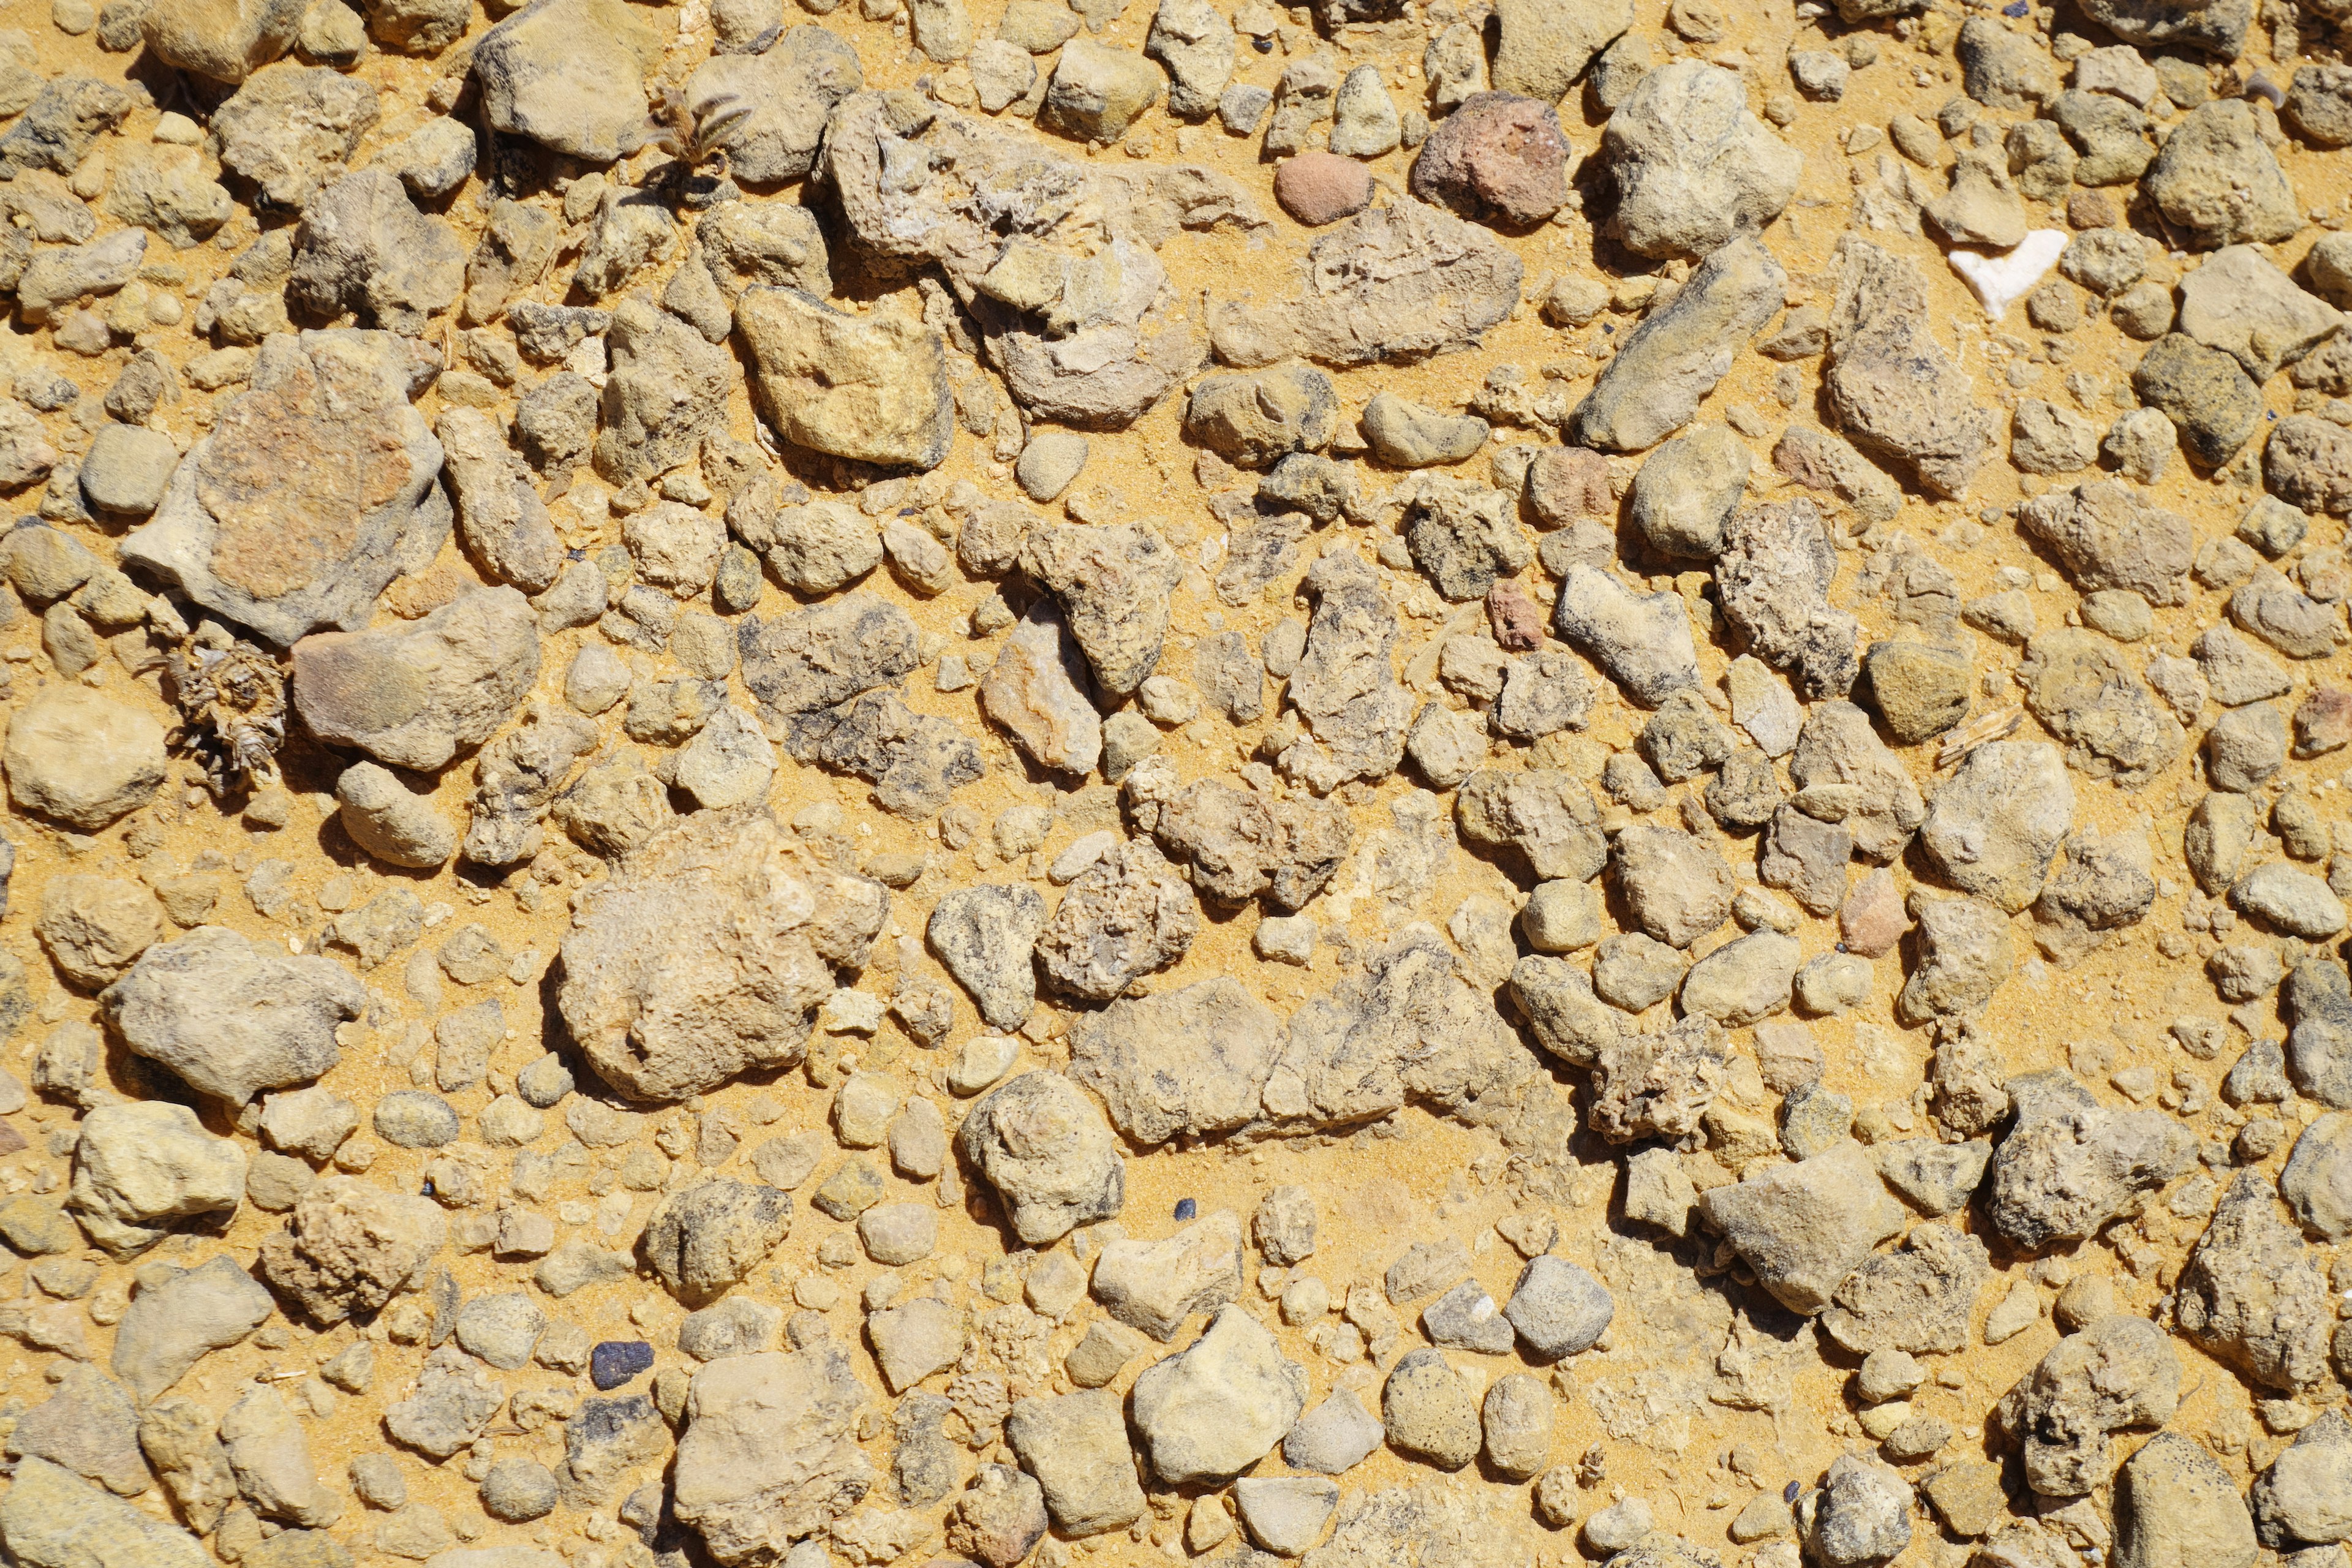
[1947,229,2070,321]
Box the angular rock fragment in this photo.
[673,1347,872,1562]
[1714,499,1860,700]
[557,812,888,1102]
[291,587,538,771]
[957,1072,1125,1244]
[1209,199,1521,369]
[1701,1141,1904,1314]
[104,926,364,1107]
[1569,233,1786,452]
[1985,1071,2195,1250]
[122,334,445,648]
[2175,1169,2332,1390]
[1823,237,1997,497]
[1996,1313,2180,1496]
[1601,62,1800,260]
[1068,979,1279,1144]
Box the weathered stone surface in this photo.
[1823,237,1997,497]
[737,288,954,471]
[121,334,445,649]
[104,926,364,1107]
[1569,233,1786,452]
[558,811,887,1102]
[957,1071,1125,1244]
[1700,1141,1904,1314]
[258,1175,445,1325]
[673,1348,872,1562]
[292,587,537,772]
[472,0,661,162]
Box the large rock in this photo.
[1819,1221,1989,1355]
[67,1102,246,1257]
[979,603,1102,778]
[597,296,732,484]
[2018,629,2186,788]
[4,687,165,831]
[2017,480,2194,605]
[291,586,538,772]
[437,409,562,594]
[737,594,921,728]
[257,1174,445,1324]
[2078,0,2246,56]
[1552,565,1700,706]
[822,91,1255,427]
[1021,522,1185,698]
[140,0,305,83]
[2143,100,2300,249]
[1920,742,2074,912]
[103,926,364,1106]
[673,1348,872,1564]
[1003,1391,1144,1536]
[1265,925,1530,1130]
[1068,979,1280,1144]
[8,1365,148,1497]
[286,170,465,334]
[737,288,954,470]
[1698,1141,1904,1314]
[558,811,888,1102]
[1091,1210,1245,1340]
[2253,1411,2352,1547]
[210,64,380,211]
[1491,0,1629,101]
[1035,837,1198,1000]
[472,0,661,162]
[1985,1071,2195,1250]
[957,1071,1125,1243]
[1999,1313,2180,1496]
[685,26,862,184]
[2114,1433,2258,1568]
[1128,1305,1306,1484]
[120,333,445,648]
[1713,498,1860,701]
[1601,62,1800,260]
[0,1457,209,1568]
[1823,236,1997,497]
[2175,1169,2332,1390]
[1569,233,1786,452]
[641,1181,793,1304]
[926,884,1045,1031]
[111,1256,274,1402]
[1207,199,1521,370]
[1282,551,1414,787]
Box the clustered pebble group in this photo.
[7,0,2352,1562]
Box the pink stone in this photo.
[1839,868,1907,959]
[1487,579,1545,652]
[1408,91,1570,228]
[1273,153,1374,228]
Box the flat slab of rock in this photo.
[673,1348,871,1562]
[122,333,446,648]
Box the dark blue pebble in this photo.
[1174,1197,1197,1221]
[591,1340,655,1390]
[1783,1480,1801,1504]
[2002,1,2027,13]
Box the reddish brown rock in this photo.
[1272,153,1373,227]
[1408,92,1571,227]
[1487,579,1546,651]
[1839,868,1906,958]
[2067,189,2117,229]
[1526,445,1612,526]
[2295,684,2352,757]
